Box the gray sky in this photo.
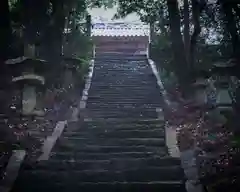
[88,6,141,23]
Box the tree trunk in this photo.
[167,0,188,85]
[233,5,240,19]
[183,0,190,68]
[0,0,11,62]
[53,1,65,58]
[189,0,201,71]
[47,0,65,62]
[219,0,240,61]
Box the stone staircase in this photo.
[11,54,186,192]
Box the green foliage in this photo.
[64,30,92,58]
[87,0,116,9]
[78,57,89,80]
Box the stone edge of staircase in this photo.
[148,58,179,157]
[71,59,95,121]
[148,58,204,192]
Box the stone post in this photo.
[86,14,91,37]
[180,149,204,192]
[22,44,37,115]
[192,78,209,106]
[148,22,154,59]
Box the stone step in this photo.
[92,69,151,72]
[89,87,159,91]
[94,63,148,66]
[89,83,155,86]
[92,67,151,70]
[91,75,153,77]
[88,89,159,93]
[63,129,165,138]
[86,97,160,101]
[86,112,158,117]
[86,100,160,105]
[85,109,157,114]
[95,57,147,60]
[84,117,163,121]
[87,113,157,119]
[50,151,166,161]
[91,88,156,91]
[31,129,165,139]
[90,80,155,84]
[86,103,160,107]
[90,79,154,82]
[94,65,149,68]
[82,118,163,126]
[87,100,160,105]
[93,68,149,71]
[52,144,167,153]
[94,56,147,60]
[13,180,186,192]
[80,124,164,132]
[92,76,155,80]
[88,91,157,95]
[87,97,160,101]
[81,123,164,130]
[89,91,158,94]
[89,86,156,89]
[87,93,157,97]
[93,69,150,71]
[57,137,165,148]
[92,73,154,77]
[90,84,155,87]
[88,90,160,95]
[86,102,160,106]
[86,96,161,101]
[88,92,160,96]
[90,81,152,85]
[16,167,184,183]
[91,77,155,80]
[92,72,152,75]
[30,120,164,133]
[90,83,156,86]
[23,157,181,171]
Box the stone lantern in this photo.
[191,70,211,106]
[5,44,47,116]
[209,61,236,112]
[192,78,209,106]
[62,56,83,89]
[214,61,235,110]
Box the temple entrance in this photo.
[91,22,150,55]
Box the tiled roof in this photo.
[91,22,150,37]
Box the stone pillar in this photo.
[192,78,209,106]
[93,44,96,58]
[148,22,154,59]
[180,149,204,192]
[22,85,37,115]
[24,43,35,58]
[86,14,91,37]
[22,44,37,115]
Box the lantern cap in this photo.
[213,59,236,68]
[12,74,45,85]
[192,78,209,86]
[5,56,47,65]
